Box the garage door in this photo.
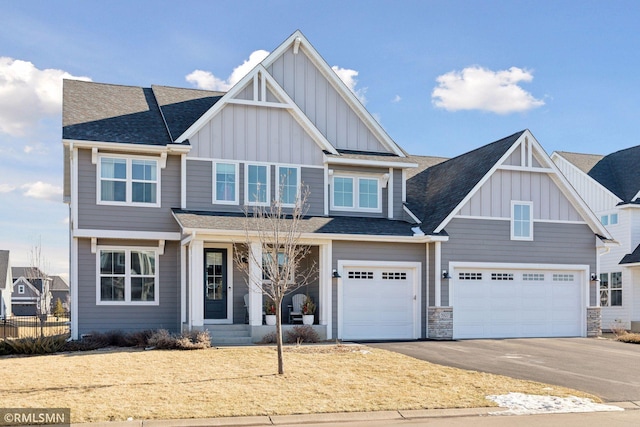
[453,268,584,339]
[341,266,417,340]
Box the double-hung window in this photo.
[262,249,293,283]
[213,162,238,204]
[511,201,533,240]
[99,156,159,206]
[246,164,270,205]
[98,248,158,305]
[331,174,381,212]
[600,272,622,307]
[277,166,299,206]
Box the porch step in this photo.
[206,325,253,346]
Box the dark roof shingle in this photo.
[587,146,640,202]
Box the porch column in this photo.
[190,239,204,327]
[248,241,263,326]
[319,243,332,338]
[434,241,442,307]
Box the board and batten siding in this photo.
[77,148,181,232]
[188,104,324,166]
[76,238,180,335]
[186,160,325,216]
[503,145,543,167]
[553,155,620,213]
[331,241,426,339]
[267,46,389,154]
[438,218,598,306]
[458,169,582,222]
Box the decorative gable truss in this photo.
[436,130,611,239]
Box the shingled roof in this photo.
[406,131,525,234]
[555,151,603,173]
[62,80,223,145]
[172,209,419,237]
[587,145,640,202]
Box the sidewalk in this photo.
[72,401,640,427]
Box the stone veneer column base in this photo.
[587,307,601,337]
[428,307,453,340]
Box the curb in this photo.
[70,402,639,427]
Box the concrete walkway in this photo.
[73,402,640,426]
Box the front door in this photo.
[204,248,227,319]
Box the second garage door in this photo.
[341,265,419,340]
[452,267,584,339]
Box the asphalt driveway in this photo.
[369,338,640,402]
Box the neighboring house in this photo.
[553,148,640,332]
[62,30,611,341]
[11,267,52,317]
[50,276,70,312]
[0,250,12,317]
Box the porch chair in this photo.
[288,293,305,324]
[243,293,249,324]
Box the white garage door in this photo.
[341,266,417,340]
[453,268,584,339]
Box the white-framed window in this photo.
[511,201,533,241]
[331,174,382,213]
[97,247,158,305]
[98,155,160,207]
[17,284,25,294]
[213,162,238,204]
[276,166,300,206]
[601,213,618,226]
[245,164,270,206]
[600,272,622,307]
[262,249,294,283]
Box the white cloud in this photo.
[186,50,270,91]
[0,183,15,193]
[392,95,402,103]
[332,66,367,105]
[21,181,63,201]
[0,57,91,136]
[431,66,544,114]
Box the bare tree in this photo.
[234,186,316,374]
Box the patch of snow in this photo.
[486,393,624,415]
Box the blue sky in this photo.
[1,0,639,276]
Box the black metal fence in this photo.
[1,315,71,339]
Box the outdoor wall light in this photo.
[590,273,599,281]
[332,269,342,279]
[442,270,451,279]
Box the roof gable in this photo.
[407,130,611,238]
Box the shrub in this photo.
[3,334,69,355]
[260,331,277,344]
[285,325,319,344]
[617,333,640,344]
[147,329,211,350]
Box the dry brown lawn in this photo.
[0,344,598,423]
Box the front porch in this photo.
[180,239,332,343]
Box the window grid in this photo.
[333,177,354,208]
[523,273,545,281]
[214,163,237,203]
[491,273,514,281]
[98,248,158,305]
[459,272,482,280]
[246,164,269,205]
[553,274,574,282]
[610,272,622,306]
[278,166,298,205]
[347,271,374,280]
[512,202,532,240]
[99,156,159,206]
[382,272,407,280]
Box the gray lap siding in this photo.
[76,238,180,335]
[77,149,181,232]
[437,218,597,306]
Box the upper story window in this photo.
[246,164,270,206]
[98,248,158,305]
[511,201,533,241]
[99,156,159,207]
[277,166,299,206]
[17,284,25,294]
[601,213,618,226]
[213,162,238,204]
[331,174,382,213]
